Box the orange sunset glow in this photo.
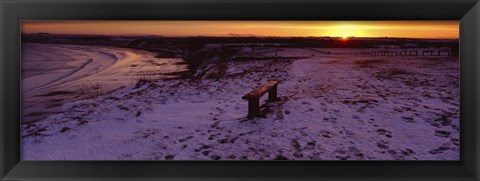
[22,21,459,39]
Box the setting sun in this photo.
[326,25,368,38]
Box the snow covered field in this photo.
[21,46,459,160]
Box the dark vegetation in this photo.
[22,33,459,77]
[22,33,459,51]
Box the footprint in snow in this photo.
[304,141,316,150]
[179,135,194,143]
[434,130,451,138]
[165,155,175,160]
[450,138,460,146]
[376,128,393,138]
[348,146,365,158]
[333,149,351,160]
[400,148,416,156]
[401,116,415,123]
[301,101,311,105]
[429,145,451,155]
[291,139,301,151]
[376,140,390,150]
[210,121,219,128]
[194,145,212,152]
[319,130,332,138]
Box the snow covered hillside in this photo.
[21,47,459,160]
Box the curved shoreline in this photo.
[21,43,188,124]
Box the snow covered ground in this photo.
[21,46,459,160]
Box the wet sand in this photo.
[22,43,188,123]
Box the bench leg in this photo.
[268,85,277,101]
[248,98,260,117]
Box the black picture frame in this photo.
[1,0,479,180]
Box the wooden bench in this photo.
[242,80,280,117]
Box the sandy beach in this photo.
[21,43,187,123]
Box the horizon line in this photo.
[22,32,460,40]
